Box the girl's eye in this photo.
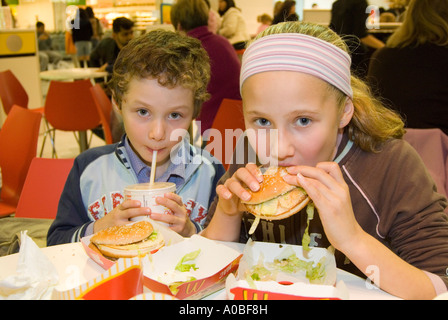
[169,112,181,120]
[255,118,271,127]
[296,117,311,127]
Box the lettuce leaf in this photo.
[175,249,201,272]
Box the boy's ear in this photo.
[111,96,122,117]
[339,98,354,128]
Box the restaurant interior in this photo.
[0,0,447,302]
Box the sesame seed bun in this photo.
[90,221,164,259]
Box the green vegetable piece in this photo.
[175,249,201,272]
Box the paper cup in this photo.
[124,182,176,224]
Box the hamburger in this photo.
[90,220,164,259]
[241,166,310,228]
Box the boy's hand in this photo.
[152,193,196,237]
[215,163,264,217]
[93,199,150,233]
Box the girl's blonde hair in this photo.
[386,0,448,48]
[252,22,405,153]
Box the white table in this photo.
[40,68,108,83]
[0,241,399,300]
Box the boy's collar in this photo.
[122,135,190,184]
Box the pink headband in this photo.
[240,33,353,99]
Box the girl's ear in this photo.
[339,98,354,128]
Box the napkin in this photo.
[0,231,59,300]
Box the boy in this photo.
[47,30,225,245]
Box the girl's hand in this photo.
[284,162,363,252]
[93,199,149,233]
[215,163,264,217]
[152,192,196,237]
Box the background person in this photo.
[217,0,250,50]
[367,0,448,135]
[89,16,134,74]
[171,0,241,137]
[329,0,385,78]
[36,21,62,71]
[71,8,93,68]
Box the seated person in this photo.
[47,30,225,245]
[89,17,134,74]
[36,21,62,71]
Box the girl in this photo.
[202,22,448,299]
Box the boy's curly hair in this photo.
[109,29,211,118]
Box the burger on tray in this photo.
[89,220,164,259]
[82,219,184,270]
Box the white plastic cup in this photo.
[124,182,176,224]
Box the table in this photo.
[40,67,108,83]
[0,241,399,300]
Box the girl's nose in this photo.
[270,128,294,162]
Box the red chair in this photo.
[90,84,114,145]
[0,70,31,115]
[0,105,42,217]
[14,157,74,219]
[42,79,101,157]
[204,99,245,170]
[0,69,52,152]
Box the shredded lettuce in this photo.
[175,249,201,272]
[302,202,315,253]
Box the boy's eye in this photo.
[255,118,271,127]
[296,117,311,127]
[137,109,149,117]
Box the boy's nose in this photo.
[148,120,166,141]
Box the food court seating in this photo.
[0,70,31,115]
[0,69,51,150]
[41,79,101,157]
[204,98,245,170]
[90,84,114,145]
[0,106,42,217]
[14,157,74,219]
[404,128,448,201]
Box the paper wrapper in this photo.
[52,256,144,300]
[81,219,184,270]
[0,231,59,300]
[226,240,347,300]
[142,235,242,300]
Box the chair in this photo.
[204,99,245,170]
[0,69,46,116]
[0,70,30,115]
[0,105,42,217]
[90,84,113,144]
[14,157,74,219]
[42,79,101,157]
[404,128,448,200]
[0,69,52,152]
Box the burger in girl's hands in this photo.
[241,166,310,220]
